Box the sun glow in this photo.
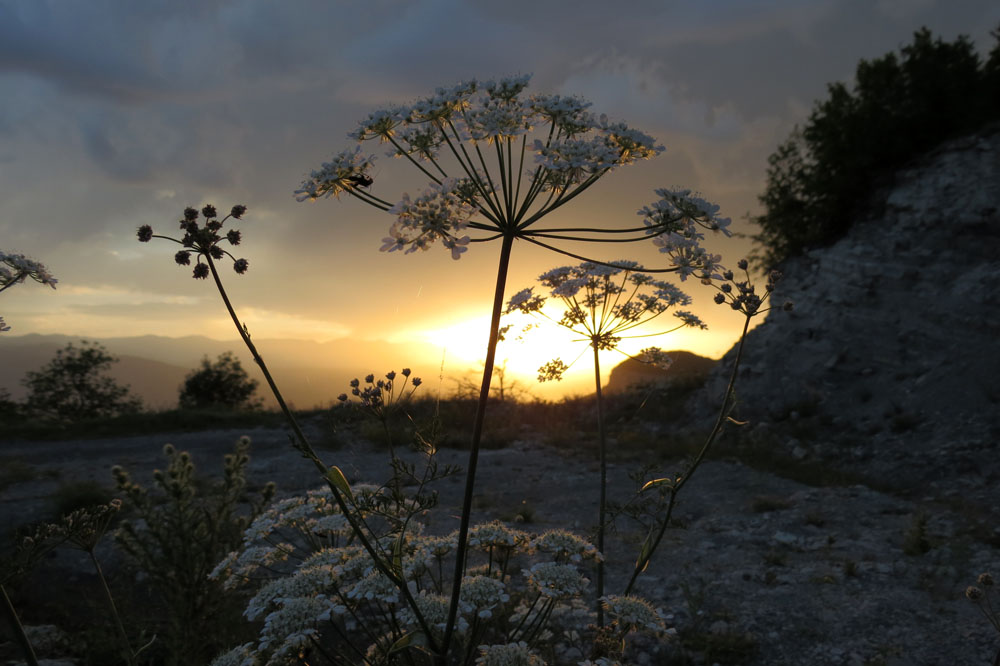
[417,308,705,399]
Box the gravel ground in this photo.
[1,419,997,665]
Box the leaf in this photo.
[640,477,673,493]
[635,532,655,573]
[388,630,430,655]
[325,466,354,502]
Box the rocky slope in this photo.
[692,126,1000,507]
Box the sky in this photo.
[1,0,998,397]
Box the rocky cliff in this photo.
[692,126,1000,505]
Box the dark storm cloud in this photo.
[1,0,997,340]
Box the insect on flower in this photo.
[346,174,374,189]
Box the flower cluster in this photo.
[507,260,701,381]
[297,75,665,258]
[0,250,58,332]
[136,205,249,279]
[0,251,58,291]
[476,641,546,665]
[207,483,663,665]
[711,259,790,317]
[337,368,422,419]
[965,571,1000,637]
[294,145,378,201]
[600,595,666,634]
[383,178,475,259]
[640,188,730,281]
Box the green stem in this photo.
[439,232,516,662]
[89,550,136,666]
[1,584,39,666]
[593,342,607,627]
[624,313,753,594]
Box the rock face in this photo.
[692,126,1000,501]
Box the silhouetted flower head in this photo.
[136,204,250,279]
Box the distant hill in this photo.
[0,334,448,410]
[604,350,716,395]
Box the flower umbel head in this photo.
[297,75,665,259]
[135,205,250,279]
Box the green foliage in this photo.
[111,437,276,665]
[753,27,1000,268]
[21,341,142,422]
[178,351,261,411]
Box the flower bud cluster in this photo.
[136,205,249,279]
[337,368,422,420]
[711,260,789,317]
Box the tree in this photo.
[178,351,261,411]
[753,27,1000,269]
[22,341,142,422]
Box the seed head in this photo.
[184,207,199,221]
[714,293,725,304]
[966,586,984,601]
[137,225,153,242]
[227,229,242,245]
[233,258,249,274]
[210,246,225,260]
[231,204,248,219]
[202,204,218,218]
[193,263,210,279]
[978,573,994,587]
[737,259,749,270]
[175,251,191,266]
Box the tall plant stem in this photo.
[1,584,38,666]
[204,256,442,654]
[593,343,608,627]
[440,232,516,662]
[90,550,136,666]
[624,314,752,595]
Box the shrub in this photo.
[21,341,142,422]
[753,27,1000,268]
[178,351,261,411]
[112,437,276,665]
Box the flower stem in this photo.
[204,255,442,654]
[624,313,752,594]
[593,342,608,627]
[1,584,39,666]
[89,549,136,666]
[440,232,515,661]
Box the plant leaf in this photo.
[640,477,673,493]
[388,630,429,655]
[635,531,655,573]
[325,466,354,502]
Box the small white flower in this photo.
[476,641,546,665]
[601,595,667,634]
[523,562,589,598]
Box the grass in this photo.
[0,407,307,441]
[0,457,46,491]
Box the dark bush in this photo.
[178,351,261,411]
[22,341,142,422]
[753,26,1000,269]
